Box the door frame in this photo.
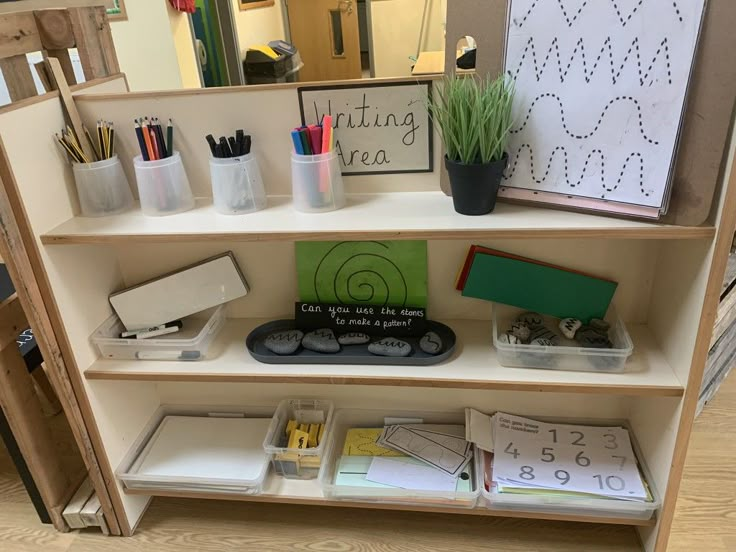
[280,0,375,78]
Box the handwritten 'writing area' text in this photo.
[298,81,434,175]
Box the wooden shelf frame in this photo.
[0,70,734,552]
[41,195,716,245]
[84,318,684,397]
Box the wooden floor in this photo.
[1,372,734,551]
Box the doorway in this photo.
[190,0,245,87]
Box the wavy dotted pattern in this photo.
[517,0,684,28]
[509,36,672,86]
[510,93,659,145]
[312,242,409,307]
[505,144,648,198]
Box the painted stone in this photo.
[516,311,545,329]
[589,318,611,335]
[368,338,412,357]
[337,332,370,345]
[264,330,304,355]
[531,337,555,347]
[419,331,443,355]
[510,322,531,343]
[530,326,560,345]
[302,328,340,353]
[559,318,583,340]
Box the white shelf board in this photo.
[124,474,655,527]
[84,318,684,397]
[41,193,715,244]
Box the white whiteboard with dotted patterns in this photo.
[500,0,706,217]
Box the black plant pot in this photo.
[445,153,508,216]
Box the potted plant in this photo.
[428,74,514,215]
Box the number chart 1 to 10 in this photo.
[491,414,648,500]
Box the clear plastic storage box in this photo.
[117,404,274,495]
[263,399,334,479]
[91,305,225,361]
[476,419,660,521]
[492,304,634,373]
[318,408,480,508]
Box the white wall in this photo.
[231,0,286,57]
[110,0,183,90]
[167,3,201,88]
[370,0,446,77]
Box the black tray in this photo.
[246,319,456,366]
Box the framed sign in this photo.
[107,0,126,21]
[239,0,275,10]
[298,81,434,176]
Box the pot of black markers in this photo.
[207,131,267,215]
[133,118,194,216]
[290,117,345,213]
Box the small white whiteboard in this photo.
[133,416,271,484]
[298,81,433,175]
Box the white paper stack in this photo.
[124,416,272,494]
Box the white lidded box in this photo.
[91,305,225,361]
[210,154,267,215]
[492,304,633,373]
[117,404,274,495]
[318,408,480,508]
[476,418,660,521]
[133,151,194,216]
[263,399,334,480]
[72,155,134,217]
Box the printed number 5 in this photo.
[541,447,555,463]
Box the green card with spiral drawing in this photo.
[296,241,428,308]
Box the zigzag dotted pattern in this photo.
[517,0,684,28]
[510,36,672,86]
[510,93,659,145]
[505,144,648,197]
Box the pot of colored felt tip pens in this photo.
[133,117,194,216]
[290,115,345,213]
[56,123,134,217]
[207,129,267,215]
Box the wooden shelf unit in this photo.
[2,76,735,552]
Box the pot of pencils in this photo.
[57,123,134,217]
[133,117,194,216]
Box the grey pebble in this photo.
[589,318,611,335]
[510,322,531,343]
[368,338,412,357]
[577,331,613,349]
[530,326,560,345]
[338,332,370,345]
[419,331,443,355]
[302,328,340,353]
[516,311,545,329]
[264,330,304,355]
[559,318,582,340]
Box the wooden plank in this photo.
[0,1,114,15]
[68,7,116,80]
[34,9,75,50]
[0,137,124,535]
[0,54,36,101]
[662,0,736,226]
[45,49,76,86]
[0,12,42,59]
[0,293,26,350]
[44,56,94,161]
[31,364,62,415]
[0,322,71,531]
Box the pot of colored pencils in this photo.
[132,117,194,216]
[56,123,134,217]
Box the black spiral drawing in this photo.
[505,144,648,197]
[510,93,659,145]
[515,0,684,28]
[312,242,409,306]
[508,36,672,87]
